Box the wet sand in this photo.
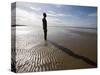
[11,26,97,73]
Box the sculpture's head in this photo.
[43,12,47,17]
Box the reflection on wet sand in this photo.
[11,26,97,73]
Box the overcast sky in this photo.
[12,2,97,28]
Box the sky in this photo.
[12,2,97,28]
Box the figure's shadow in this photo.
[48,40,97,67]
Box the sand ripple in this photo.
[11,27,96,73]
[15,41,94,73]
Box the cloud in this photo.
[47,10,71,17]
[47,11,55,15]
[13,7,65,27]
[15,7,42,26]
[15,2,73,26]
[55,5,62,8]
[88,13,97,17]
[30,6,41,11]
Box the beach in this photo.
[11,26,97,73]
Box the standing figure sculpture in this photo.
[42,13,47,41]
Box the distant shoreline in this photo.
[48,26,97,29]
[11,25,26,27]
[11,24,97,29]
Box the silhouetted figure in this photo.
[42,13,47,41]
